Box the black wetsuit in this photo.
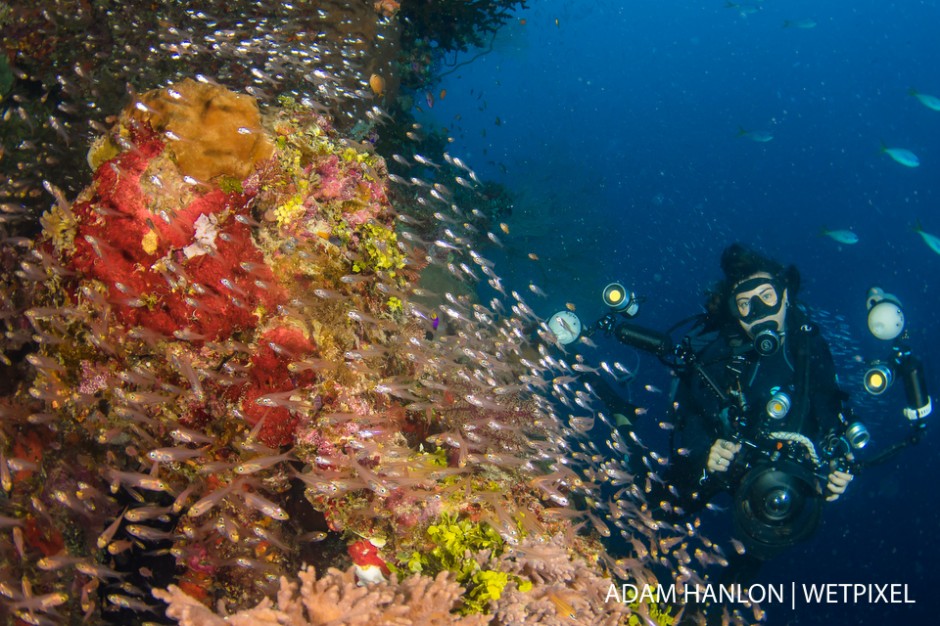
[642,308,850,587]
[586,308,850,587]
[667,308,847,509]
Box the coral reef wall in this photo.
[0,78,656,625]
[0,4,744,625]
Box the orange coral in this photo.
[127,78,274,182]
[374,0,400,18]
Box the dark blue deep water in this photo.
[424,1,940,624]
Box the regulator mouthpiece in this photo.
[752,325,781,356]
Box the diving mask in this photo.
[732,277,784,323]
[731,276,787,355]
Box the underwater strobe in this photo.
[863,287,932,421]
[547,310,582,346]
[602,282,639,317]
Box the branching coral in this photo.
[490,535,632,626]
[155,566,489,626]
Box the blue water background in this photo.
[421,1,940,623]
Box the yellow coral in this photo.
[274,194,306,228]
[40,203,78,255]
[86,135,120,171]
[342,147,371,164]
[627,600,676,626]
[353,222,406,277]
[141,229,159,255]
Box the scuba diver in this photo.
[668,245,854,499]
[578,244,864,581]
[544,241,929,607]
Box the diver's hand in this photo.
[825,469,853,501]
[706,439,741,473]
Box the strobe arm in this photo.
[614,322,673,357]
[898,354,932,421]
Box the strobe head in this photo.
[766,389,791,420]
[845,422,870,449]
[603,282,639,317]
[866,287,905,341]
[863,362,894,395]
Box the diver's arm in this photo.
[672,383,724,479]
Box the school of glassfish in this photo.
[0,6,765,626]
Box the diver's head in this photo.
[731,272,788,336]
[720,244,800,355]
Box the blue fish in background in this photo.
[725,1,761,17]
[909,88,940,112]
[881,143,920,167]
[783,18,818,29]
[914,222,940,255]
[737,126,774,142]
[821,228,859,245]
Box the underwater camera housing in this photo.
[728,432,830,559]
[732,457,823,560]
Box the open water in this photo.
[425,1,940,624]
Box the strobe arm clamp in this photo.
[593,313,618,336]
